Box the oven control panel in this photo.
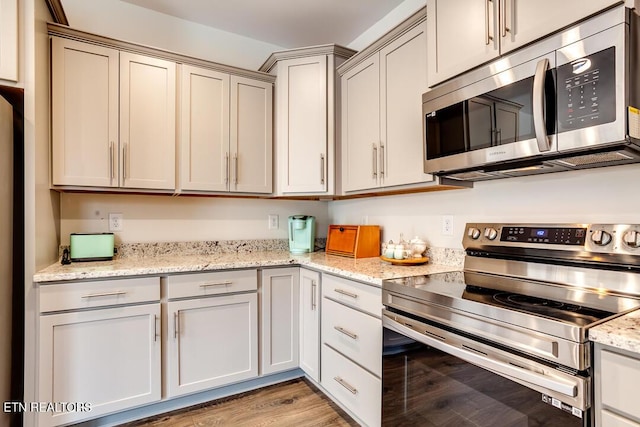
[463,223,640,255]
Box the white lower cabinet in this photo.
[595,343,640,426]
[38,278,161,427]
[166,270,259,397]
[299,268,321,382]
[261,268,300,374]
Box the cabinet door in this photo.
[427,0,499,86]
[51,38,119,187]
[230,76,273,194]
[261,268,299,375]
[180,65,230,192]
[38,304,161,427]
[167,294,258,397]
[341,55,380,192]
[379,22,433,188]
[299,269,320,382]
[278,56,328,193]
[0,0,17,82]
[499,0,619,54]
[120,52,176,190]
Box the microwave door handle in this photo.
[533,58,551,152]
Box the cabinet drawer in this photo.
[322,344,381,427]
[322,297,381,376]
[40,277,160,313]
[322,274,381,317]
[166,269,257,299]
[601,349,640,421]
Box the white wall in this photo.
[60,0,284,70]
[330,164,640,249]
[60,193,330,245]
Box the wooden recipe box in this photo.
[326,225,380,258]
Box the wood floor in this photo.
[120,378,359,427]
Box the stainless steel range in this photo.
[381,223,640,426]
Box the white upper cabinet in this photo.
[230,76,273,194]
[51,38,119,187]
[0,0,18,82]
[263,46,355,196]
[340,16,432,193]
[120,52,176,190]
[427,0,620,86]
[180,65,230,192]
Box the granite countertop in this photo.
[589,310,640,354]
[34,250,461,286]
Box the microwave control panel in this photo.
[557,47,616,132]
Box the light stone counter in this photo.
[590,309,640,354]
[34,250,462,286]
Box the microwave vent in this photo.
[446,171,497,181]
[554,151,636,167]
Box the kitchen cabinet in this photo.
[38,278,161,427]
[261,45,354,196]
[0,0,18,82]
[180,65,273,194]
[427,0,619,86]
[595,343,640,426]
[299,268,320,382]
[340,13,432,193]
[320,274,382,426]
[261,268,300,375]
[51,37,176,190]
[166,271,259,397]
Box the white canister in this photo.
[384,244,396,258]
[393,244,405,260]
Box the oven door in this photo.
[382,311,592,426]
[423,51,557,176]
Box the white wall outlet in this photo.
[268,214,279,230]
[109,213,123,232]
[442,215,454,236]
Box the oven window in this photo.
[382,330,584,426]
[425,70,555,160]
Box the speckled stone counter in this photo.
[590,310,640,354]
[34,250,463,286]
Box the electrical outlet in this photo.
[268,214,279,230]
[442,215,454,236]
[109,213,123,232]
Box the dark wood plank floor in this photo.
[120,378,359,427]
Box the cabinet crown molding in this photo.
[337,6,426,76]
[47,23,275,84]
[259,44,357,73]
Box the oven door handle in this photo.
[383,315,578,398]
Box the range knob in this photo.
[591,229,612,246]
[484,227,498,240]
[467,227,481,240]
[623,230,640,248]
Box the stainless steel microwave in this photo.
[423,6,640,181]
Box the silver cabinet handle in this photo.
[81,291,127,299]
[485,0,494,45]
[122,142,128,180]
[379,144,385,178]
[320,154,325,185]
[311,280,317,310]
[234,153,238,185]
[109,141,114,182]
[533,58,551,152]
[334,326,358,340]
[372,144,378,178]
[501,0,511,37]
[333,376,358,395]
[334,288,358,299]
[200,281,233,288]
[154,315,159,342]
[173,312,179,339]
[225,152,229,185]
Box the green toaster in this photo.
[70,233,115,261]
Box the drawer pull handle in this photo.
[174,312,179,339]
[334,326,358,340]
[334,288,358,299]
[334,376,358,395]
[311,280,317,310]
[200,281,233,288]
[81,291,127,299]
[154,315,159,342]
